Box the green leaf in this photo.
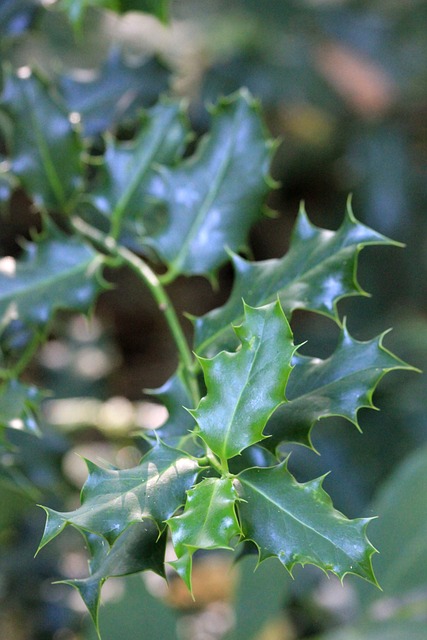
[0,379,43,438]
[190,300,296,465]
[237,462,377,584]
[167,477,241,590]
[83,573,177,640]
[147,90,274,280]
[37,441,200,550]
[148,368,195,446]
[194,202,400,356]
[0,227,104,340]
[264,325,415,450]
[56,0,169,25]
[0,69,83,211]
[61,523,167,634]
[59,51,170,137]
[89,101,188,245]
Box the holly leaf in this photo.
[37,441,200,550]
[59,51,170,137]
[237,462,377,584]
[0,69,83,211]
[148,368,195,446]
[194,202,401,356]
[146,90,275,280]
[89,101,189,247]
[167,477,241,590]
[264,324,416,450]
[0,379,43,439]
[0,227,105,343]
[60,523,167,636]
[190,300,296,465]
[57,0,169,25]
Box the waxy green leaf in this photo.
[167,477,241,590]
[37,441,200,550]
[59,52,170,136]
[0,379,43,438]
[265,325,415,450]
[194,202,400,355]
[61,524,167,634]
[191,300,296,464]
[148,368,195,447]
[0,228,104,340]
[90,102,188,247]
[147,90,274,279]
[238,462,377,583]
[0,69,83,211]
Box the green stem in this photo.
[207,448,229,475]
[4,332,44,380]
[70,217,200,406]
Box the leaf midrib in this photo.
[71,471,170,528]
[21,82,68,208]
[0,254,95,309]
[186,479,231,548]
[111,111,178,234]
[168,115,238,274]
[196,242,364,355]
[197,215,395,356]
[220,325,266,461]
[286,350,400,405]
[76,456,198,526]
[241,474,361,564]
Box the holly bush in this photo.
[0,2,424,639]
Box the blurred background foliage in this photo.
[0,0,426,638]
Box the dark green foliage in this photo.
[0,2,421,639]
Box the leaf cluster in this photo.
[0,3,416,638]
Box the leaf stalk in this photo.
[70,217,200,406]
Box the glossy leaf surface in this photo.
[90,102,188,245]
[59,52,170,136]
[0,70,83,210]
[62,524,167,632]
[168,477,241,589]
[265,325,415,450]
[38,441,200,549]
[194,203,400,355]
[191,300,295,464]
[149,369,195,446]
[238,462,377,583]
[84,573,177,640]
[147,90,273,279]
[0,229,104,339]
